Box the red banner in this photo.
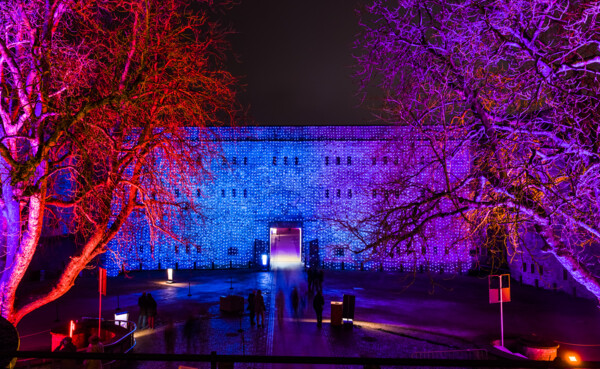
[99,267,107,296]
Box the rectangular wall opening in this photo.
[270,227,302,269]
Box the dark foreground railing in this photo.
[2,351,599,369]
[12,318,136,369]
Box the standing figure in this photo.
[275,289,285,326]
[290,286,299,319]
[247,290,256,326]
[137,292,148,329]
[83,335,104,369]
[54,336,77,369]
[313,290,325,328]
[254,289,265,327]
[164,318,176,355]
[147,293,157,329]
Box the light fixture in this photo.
[167,268,174,283]
[69,320,75,338]
[261,254,268,266]
[565,352,580,365]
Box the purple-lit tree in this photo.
[0,0,237,324]
[353,0,600,299]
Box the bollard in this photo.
[230,260,233,269]
[212,261,215,270]
[139,262,142,271]
[175,262,179,271]
[341,261,345,270]
[360,262,364,271]
[158,262,161,270]
[194,261,197,270]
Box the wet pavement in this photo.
[16,268,600,368]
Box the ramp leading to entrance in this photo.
[270,227,302,269]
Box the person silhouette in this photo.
[255,290,265,327]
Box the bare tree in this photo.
[353,0,600,300]
[0,0,238,324]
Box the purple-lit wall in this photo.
[508,232,596,299]
[105,126,475,276]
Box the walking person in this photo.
[184,314,198,353]
[317,269,324,292]
[137,292,148,329]
[275,288,285,326]
[247,290,256,326]
[164,318,176,355]
[255,289,265,327]
[313,290,325,328]
[308,266,315,292]
[290,286,299,320]
[83,335,104,369]
[147,293,157,329]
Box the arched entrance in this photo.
[270,227,302,269]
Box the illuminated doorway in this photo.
[270,227,302,269]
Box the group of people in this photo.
[53,335,104,369]
[137,292,157,329]
[247,284,325,328]
[246,289,266,327]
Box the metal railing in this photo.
[4,351,600,368]
[14,318,136,368]
[412,349,490,360]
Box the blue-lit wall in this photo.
[105,126,473,276]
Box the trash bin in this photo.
[330,301,343,326]
[343,294,355,323]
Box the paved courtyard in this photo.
[16,268,600,368]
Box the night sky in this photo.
[228,0,380,125]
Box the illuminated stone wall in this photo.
[507,232,596,299]
[105,126,474,276]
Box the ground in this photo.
[15,268,600,368]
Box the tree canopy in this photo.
[0,0,238,324]
[353,0,600,300]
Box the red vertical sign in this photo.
[99,267,107,296]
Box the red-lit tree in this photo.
[0,0,237,324]
[353,0,600,300]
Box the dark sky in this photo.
[228,0,380,125]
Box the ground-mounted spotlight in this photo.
[564,352,581,366]
[167,268,174,283]
[114,311,129,328]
